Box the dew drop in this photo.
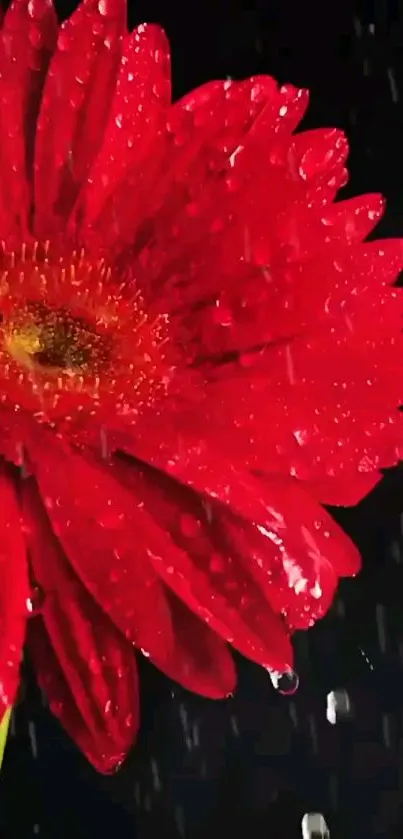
[178,513,200,538]
[26,584,45,616]
[268,668,299,695]
[209,554,226,574]
[88,657,102,675]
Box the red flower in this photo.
[0,0,401,772]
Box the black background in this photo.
[2,1,403,837]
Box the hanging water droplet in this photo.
[26,584,45,616]
[268,668,299,695]
[301,813,330,839]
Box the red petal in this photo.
[78,23,171,233]
[112,457,293,672]
[279,194,385,261]
[0,0,57,239]
[27,431,174,660]
[94,79,308,260]
[119,432,361,579]
[305,471,382,507]
[0,464,29,711]
[27,617,137,773]
[91,76,277,254]
[215,506,338,631]
[22,478,139,772]
[34,0,126,237]
[151,592,236,699]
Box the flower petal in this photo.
[0,0,57,239]
[34,0,126,236]
[304,471,383,507]
[118,434,361,580]
[94,78,308,259]
[0,463,29,712]
[27,432,174,661]
[77,23,171,233]
[22,476,139,772]
[27,616,137,773]
[112,456,293,672]
[214,506,338,631]
[150,592,236,699]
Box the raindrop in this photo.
[326,689,351,725]
[150,758,161,791]
[174,805,186,838]
[329,774,338,807]
[382,714,391,748]
[301,813,330,839]
[26,584,45,617]
[192,721,199,747]
[308,715,318,753]
[179,703,189,735]
[288,702,298,728]
[375,603,387,653]
[28,721,38,759]
[358,647,374,671]
[230,715,239,735]
[268,668,299,695]
[134,782,141,806]
[387,67,399,103]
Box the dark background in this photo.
[2,1,403,837]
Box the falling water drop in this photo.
[326,689,351,724]
[301,813,330,839]
[28,721,38,759]
[268,668,299,695]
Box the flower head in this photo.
[0,0,402,772]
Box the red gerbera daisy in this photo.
[0,0,402,773]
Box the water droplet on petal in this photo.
[268,668,299,695]
[178,513,200,538]
[26,584,45,616]
[88,657,102,675]
[209,554,226,574]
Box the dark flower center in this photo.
[0,241,171,431]
[8,302,112,374]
